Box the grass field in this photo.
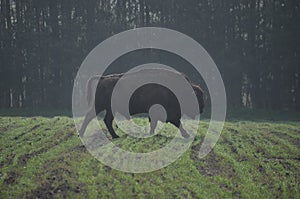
[0,112,299,198]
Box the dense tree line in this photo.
[0,0,299,110]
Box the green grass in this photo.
[0,115,299,198]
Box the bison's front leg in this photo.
[104,110,119,138]
[171,120,190,138]
[148,117,158,135]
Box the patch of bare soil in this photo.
[227,128,239,135]
[0,153,15,169]
[0,126,8,133]
[222,136,239,155]
[74,145,88,152]
[270,131,300,149]
[190,143,235,177]
[25,169,84,198]
[12,124,42,141]
[190,142,240,196]
[3,171,18,184]
[17,131,74,166]
[25,181,82,198]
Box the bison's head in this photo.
[192,84,205,114]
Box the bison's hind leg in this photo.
[104,110,120,139]
[79,108,97,137]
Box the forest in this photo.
[0,0,299,111]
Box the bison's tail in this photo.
[86,76,101,107]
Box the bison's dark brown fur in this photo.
[79,69,204,138]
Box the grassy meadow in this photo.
[0,111,299,198]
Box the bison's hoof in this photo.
[78,131,84,137]
[182,132,190,138]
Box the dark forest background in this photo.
[0,0,299,111]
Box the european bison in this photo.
[79,69,204,138]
